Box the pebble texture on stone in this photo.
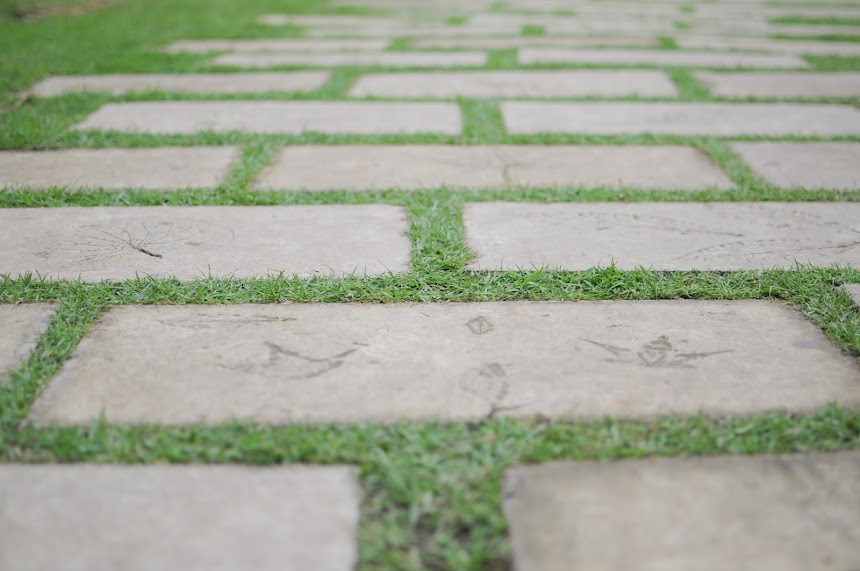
[0,205,410,281]
[0,464,360,571]
[0,304,55,382]
[730,142,860,190]
[518,48,807,68]
[213,51,487,68]
[464,202,860,270]
[504,453,860,571]
[25,301,860,426]
[695,71,860,98]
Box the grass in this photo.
[1,0,860,569]
[520,24,544,37]
[771,15,860,27]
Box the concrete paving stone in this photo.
[411,37,660,49]
[501,101,860,136]
[349,70,678,98]
[519,48,807,68]
[768,23,860,36]
[31,72,330,96]
[0,147,241,190]
[259,14,405,26]
[841,284,860,308]
[0,205,410,281]
[696,71,860,98]
[213,51,487,68]
[253,145,733,191]
[464,201,860,271]
[75,101,462,135]
[24,300,860,426]
[678,36,860,55]
[165,38,390,53]
[0,464,359,571]
[504,452,860,571]
[469,12,674,33]
[303,23,524,37]
[0,304,55,382]
[730,142,860,189]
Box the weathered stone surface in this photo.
[31,73,330,96]
[730,142,860,189]
[253,145,733,191]
[0,205,410,281]
[678,36,860,56]
[213,51,487,68]
[504,452,860,571]
[468,13,672,34]
[519,48,807,68]
[0,464,359,571]
[349,70,678,98]
[696,71,860,98]
[464,202,860,270]
[260,14,403,26]
[411,37,659,49]
[166,38,391,53]
[841,284,860,309]
[75,101,462,135]
[25,300,860,426]
[0,147,241,190]
[501,102,860,136]
[0,304,55,381]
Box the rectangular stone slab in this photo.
[0,147,241,190]
[0,205,410,281]
[24,300,860,426]
[519,48,807,68]
[349,70,678,98]
[213,51,487,68]
[504,453,860,571]
[253,145,733,191]
[678,36,860,56]
[0,465,359,571]
[412,37,659,49]
[0,304,55,382]
[75,101,462,135]
[464,202,860,270]
[841,284,860,309]
[695,71,860,98]
[501,102,860,135]
[166,38,390,53]
[730,142,860,190]
[31,72,330,96]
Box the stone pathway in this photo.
[0,304,55,380]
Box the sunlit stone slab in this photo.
[214,51,487,68]
[696,71,860,98]
[412,37,659,49]
[464,201,860,270]
[0,465,359,571]
[504,453,860,571]
[24,300,860,426]
[165,38,390,53]
[0,205,410,281]
[253,145,733,191]
[0,304,55,381]
[678,36,860,56]
[501,102,860,135]
[75,101,462,135]
[519,48,807,68]
[350,70,678,98]
[730,142,860,189]
[0,147,240,190]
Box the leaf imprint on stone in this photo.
[466,315,494,335]
[217,341,360,379]
[580,336,731,369]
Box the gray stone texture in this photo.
[842,284,860,308]
[0,147,241,190]
[0,304,55,381]
[501,102,860,136]
[259,14,404,26]
[696,71,860,98]
[31,72,330,96]
[166,38,390,52]
[678,36,860,56]
[75,101,462,135]
[349,70,678,98]
[253,145,733,191]
[213,51,487,68]
[25,300,860,426]
[411,37,659,49]
[518,48,808,68]
[504,452,860,571]
[730,142,860,190]
[464,201,860,271]
[0,205,410,281]
[0,464,359,571]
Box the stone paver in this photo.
[841,284,860,309]
[0,205,410,281]
[464,202,860,270]
[349,70,678,98]
[730,142,860,190]
[31,72,330,96]
[695,71,860,98]
[75,101,462,135]
[0,147,241,190]
[213,51,487,68]
[0,464,359,571]
[0,304,55,381]
[253,145,733,191]
[24,300,860,426]
[504,452,860,571]
[411,37,659,49]
[678,36,860,56]
[501,102,860,136]
[166,38,390,52]
[519,48,807,68]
